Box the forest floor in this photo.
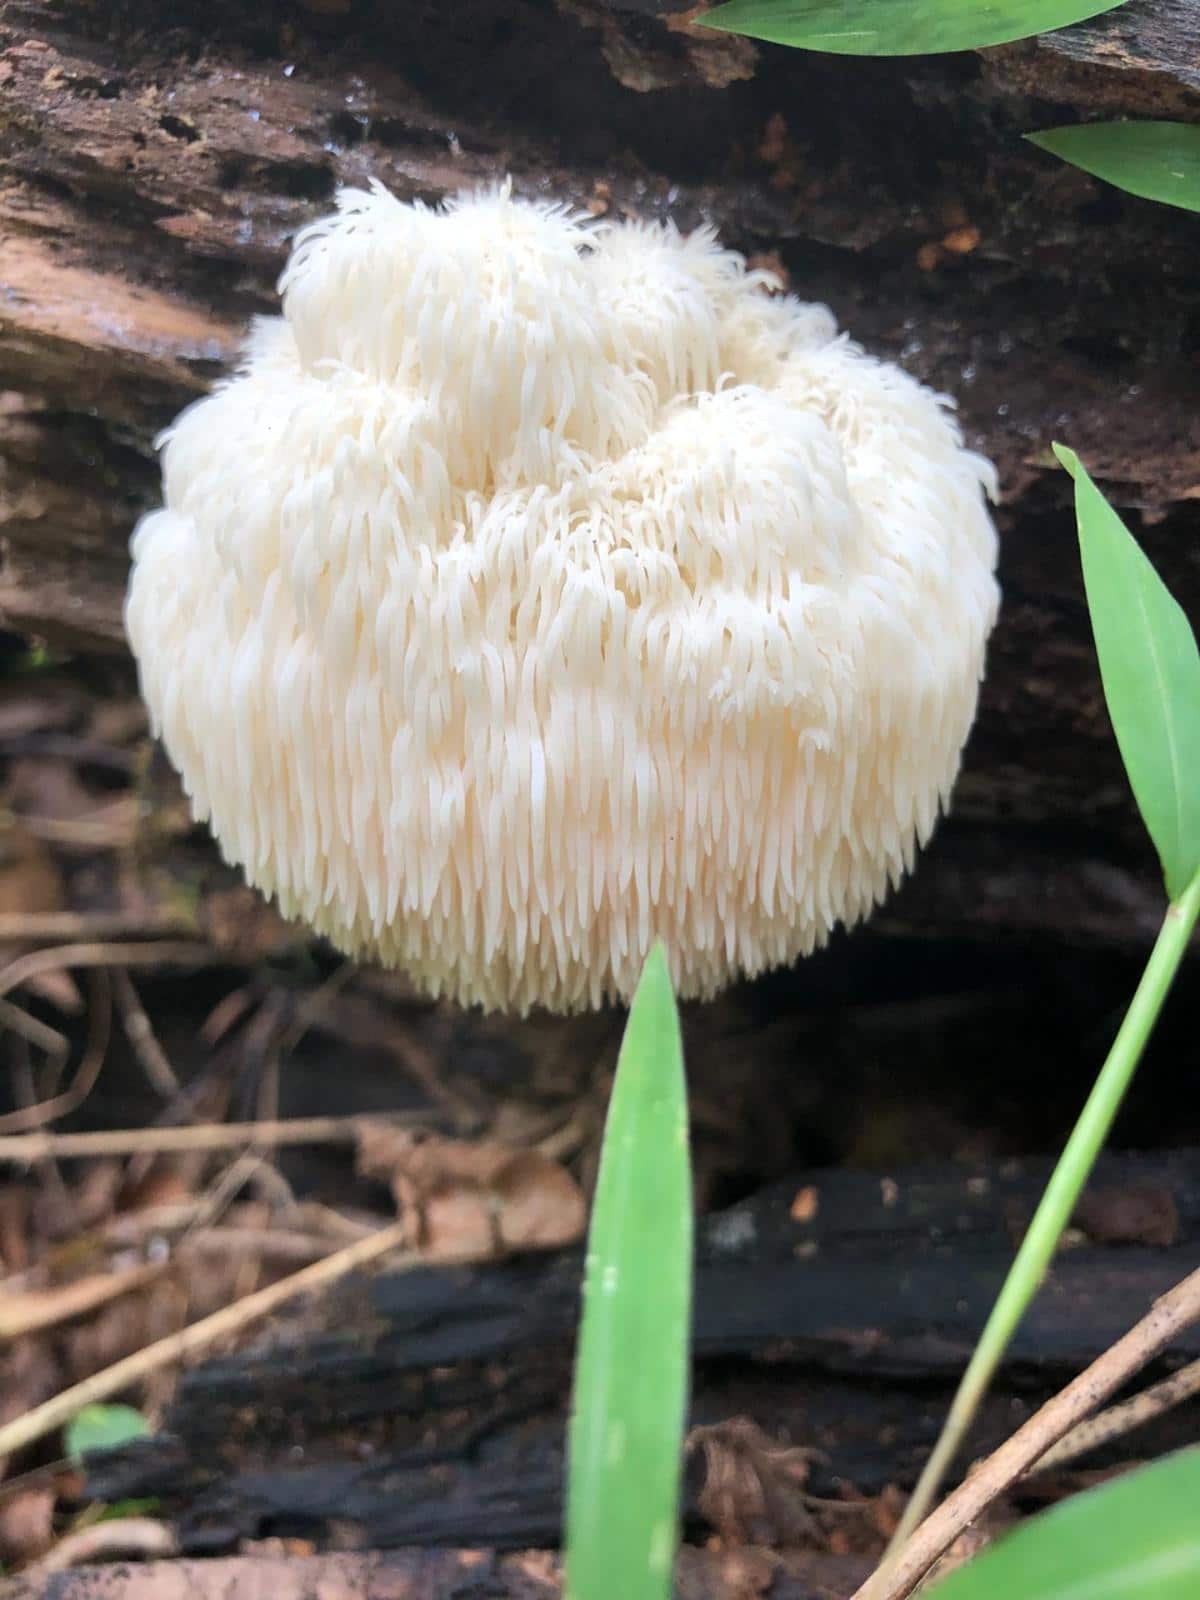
[0,642,1196,1600]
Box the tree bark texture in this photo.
[2,0,1199,950]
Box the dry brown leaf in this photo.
[689,1418,821,1550]
[491,1150,586,1251]
[356,1124,503,1191]
[421,1186,496,1260]
[356,1125,586,1256]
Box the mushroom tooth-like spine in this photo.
[126,180,1000,1015]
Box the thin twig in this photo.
[289,1200,381,1242]
[99,1199,230,1245]
[0,1219,417,1461]
[0,1112,433,1165]
[1027,1355,1200,1477]
[186,1148,295,1234]
[247,1158,297,1215]
[183,1226,339,1264]
[276,961,355,1054]
[0,1264,164,1342]
[884,874,1200,1555]
[0,1457,72,1509]
[199,984,257,1047]
[6,1034,75,1222]
[850,1265,1200,1600]
[100,1201,380,1252]
[0,942,211,1001]
[0,971,112,1134]
[18,806,139,852]
[112,968,182,1099]
[0,996,69,1066]
[0,912,197,944]
[32,1517,177,1574]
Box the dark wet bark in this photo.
[79,1147,1200,1554]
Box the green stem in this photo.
[885,863,1200,1559]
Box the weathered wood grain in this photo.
[1,0,1198,943]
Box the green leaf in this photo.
[1055,445,1200,902]
[95,1498,161,1521]
[698,0,1130,54]
[928,1448,1200,1599]
[65,1404,151,1462]
[1027,122,1200,213]
[564,943,692,1600]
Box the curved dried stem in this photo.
[851,1265,1200,1600]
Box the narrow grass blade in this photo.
[928,1447,1200,1599]
[1055,445,1200,901]
[1027,122,1200,213]
[564,943,692,1600]
[883,867,1200,1556]
[698,0,1130,55]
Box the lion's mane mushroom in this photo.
[126,181,999,1014]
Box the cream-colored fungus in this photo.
[127,181,999,1013]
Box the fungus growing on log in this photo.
[126,182,999,1014]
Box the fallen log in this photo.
[82,1148,1200,1555]
[2,0,1200,946]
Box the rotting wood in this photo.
[79,1148,1200,1556]
[2,0,1199,947]
[989,0,1200,112]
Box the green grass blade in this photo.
[1027,122,1200,213]
[698,0,1130,54]
[928,1448,1200,1599]
[883,868,1200,1556]
[564,943,692,1600]
[1055,445,1200,901]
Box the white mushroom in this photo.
[126,180,999,1014]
